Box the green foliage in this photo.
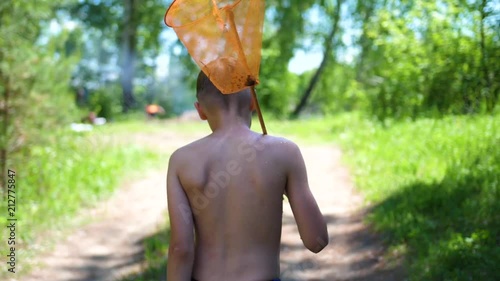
[155,95,175,119]
[269,113,499,279]
[14,129,161,235]
[0,128,163,277]
[68,0,165,69]
[258,0,319,115]
[354,0,500,119]
[310,63,371,114]
[258,70,302,117]
[135,80,177,119]
[55,0,500,119]
[67,0,167,112]
[120,222,170,281]
[170,0,498,118]
[89,84,122,120]
[335,113,500,280]
[0,0,79,190]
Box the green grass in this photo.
[102,113,342,145]
[121,220,170,281]
[333,114,500,281]
[0,127,165,276]
[101,117,209,135]
[265,116,339,144]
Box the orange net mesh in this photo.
[165,0,265,94]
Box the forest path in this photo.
[279,145,404,281]
[20,121,404,281]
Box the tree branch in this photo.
[291,0,343,118]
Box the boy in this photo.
[166,70,328,281]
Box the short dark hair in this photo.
[196,70,252,114]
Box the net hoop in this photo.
[164,0,242,28]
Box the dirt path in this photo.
[279,144,404,281]
[21,129,201,281]
[22,170,167,281]
[21,127,404,281]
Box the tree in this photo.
[351,0,499,120]
[121,0,137,112]
[68,0,165,112]
[478,0,498,112]
[0,0,78,191]
[353,0,378,83]
[255,0,319,116]
[291,0,343,118]
[170,0,500,119]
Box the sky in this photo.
[288,50,324,74]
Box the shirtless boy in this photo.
[166,70,328,281]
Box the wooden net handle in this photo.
[250,86,267,135]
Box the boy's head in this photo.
[194,58,255,123]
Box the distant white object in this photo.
[94,117,106,125]
[70,123,93,132]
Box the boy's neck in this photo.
[207,112,252,134]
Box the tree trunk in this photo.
[479,0,492,112]
[291,0,342,118]
[355,2,376,82]
[121,0,137,112]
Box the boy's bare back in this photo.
[166,70,327,281]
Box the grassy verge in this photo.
[333,114,500,280]
[0,126,165,276]
[101,117,209,135]
[121,220,171,281]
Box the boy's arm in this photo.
[284,142,328,253]
[167,151,195,280]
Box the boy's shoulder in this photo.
[169,133,301,165]
[251,133,300,148]
[167,136,210,171]
[235,133,301,159]
[169,137,208,162]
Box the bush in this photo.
[88,84,122,120]
[1,1,79,192]
[0,128,163,242]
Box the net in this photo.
[164,0,265,95]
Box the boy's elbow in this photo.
[308,237,329,253]
[315,235,329,253]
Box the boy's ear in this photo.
[194,102,207,120]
